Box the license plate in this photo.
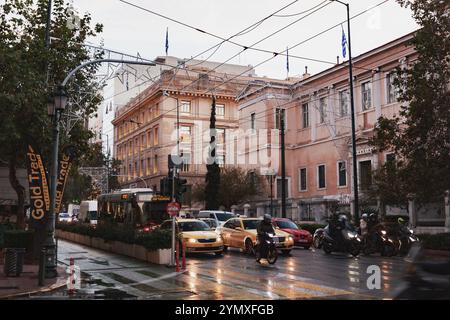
[273,237,279,244]
[298,239,308,243]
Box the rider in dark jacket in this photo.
[257,214,275,258]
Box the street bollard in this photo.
[67,257,75,296]
[175,240,180,273]
[181,241,186,270]
[38,248,46,287]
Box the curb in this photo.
[0,267,68,300]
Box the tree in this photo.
[193,167,263,210]
[0,0,103,227]
[204,96,220,210]
[370,0,450,206]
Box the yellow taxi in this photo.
[219,217,294,255]
[159,219,224,255]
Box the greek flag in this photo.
[341,25,347,58]
[286,46,290,75]
[165,27,169,56]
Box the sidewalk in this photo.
[0,264,68,299]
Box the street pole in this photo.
[270,175,274,215]
[170,97,179,267]
[332,0,359,221]
[280,109,287,218]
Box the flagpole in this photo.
[332,0,359,222]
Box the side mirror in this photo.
[210,227,216,231]
[235,227,243,231]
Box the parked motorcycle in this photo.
[322,226,361,257]
[362,228,397,257]
[255,233,278,265]
[394,242,450,299]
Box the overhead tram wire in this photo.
[104,0,394,139]
[99,0,389,105]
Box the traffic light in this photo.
[160,177,173,197]
[174,177,188,203]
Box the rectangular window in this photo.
[337,161,347,187]
[299,168,307,191]
[386,153,396,164]
[276,178,289,199]
[135,138,139,154]
[154,127,159,146]
[359,160,372,190]
[153,155,158,173]
[361,81,372,110]
[317,165,326,189]
[141,135,145,151]
[275,108,286,129]
[146,158,151,175]
[140,159,144,177]
[180,126,192,144]
[181,153,191,172]
[216,104,225,117]
[180,101,191,113]
[250,113,256,130]
[302,103,309,128]
[339,90,349,117]
[147,132,152,147]
[319,98,327,123]
[386,73,398,104]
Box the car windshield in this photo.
[59,213,69,218]
[216,212,235,221]
[201,219,217,228]
[276,220,298,229]
[179,221,211,232]
[243,220,261,230]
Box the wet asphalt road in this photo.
[26,239,410,300]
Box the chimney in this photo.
[302,66,310,79]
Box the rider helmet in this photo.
[398,217,406,225]
[263,214,272,223]
[361,213,369,221]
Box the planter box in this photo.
[147,249,171,265]
[55,230,171,265]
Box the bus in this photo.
[97,188,171,231]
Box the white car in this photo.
[197,210,236,227]
[58,212,72,223]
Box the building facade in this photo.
[236,32,417,222]
[112,60,256,207]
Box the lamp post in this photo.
[162,91,180,268]
[331,0,359,221]
[265,169,277,216]
[44,85,67,278]
[43,59,157,277]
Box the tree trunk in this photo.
[9,157,26,229]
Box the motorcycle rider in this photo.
[360,213,369,237]
[257,214,276,259]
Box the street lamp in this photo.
[265,169,277,216]
[44,85,68,278]
[162,90,180,268]
[331,0,359,222]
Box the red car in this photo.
[272,218,312,249]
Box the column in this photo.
[373,69,382,120]
[311,93,317,142]
[328,86,336,138]
[243,203,250,217]
[407,193,417,228]
[291,202,299,222]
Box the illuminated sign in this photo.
[121,194,129,200]
[151,195,171,202]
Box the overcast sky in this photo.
[70,0,418,79]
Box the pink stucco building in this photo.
[236,32,417,221]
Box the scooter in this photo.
[255,233,278,265]
[322,226,361,257]
[313,227,325,249]
[395,226,419,255]
[362,228,397,257]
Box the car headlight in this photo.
[188,238,197,244]
[347,232,356,238]
[381,230,387,235]
[288,236,293,242]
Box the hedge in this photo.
[297,223,326,235]
[56,222,172,251]
[418,233,450,251]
